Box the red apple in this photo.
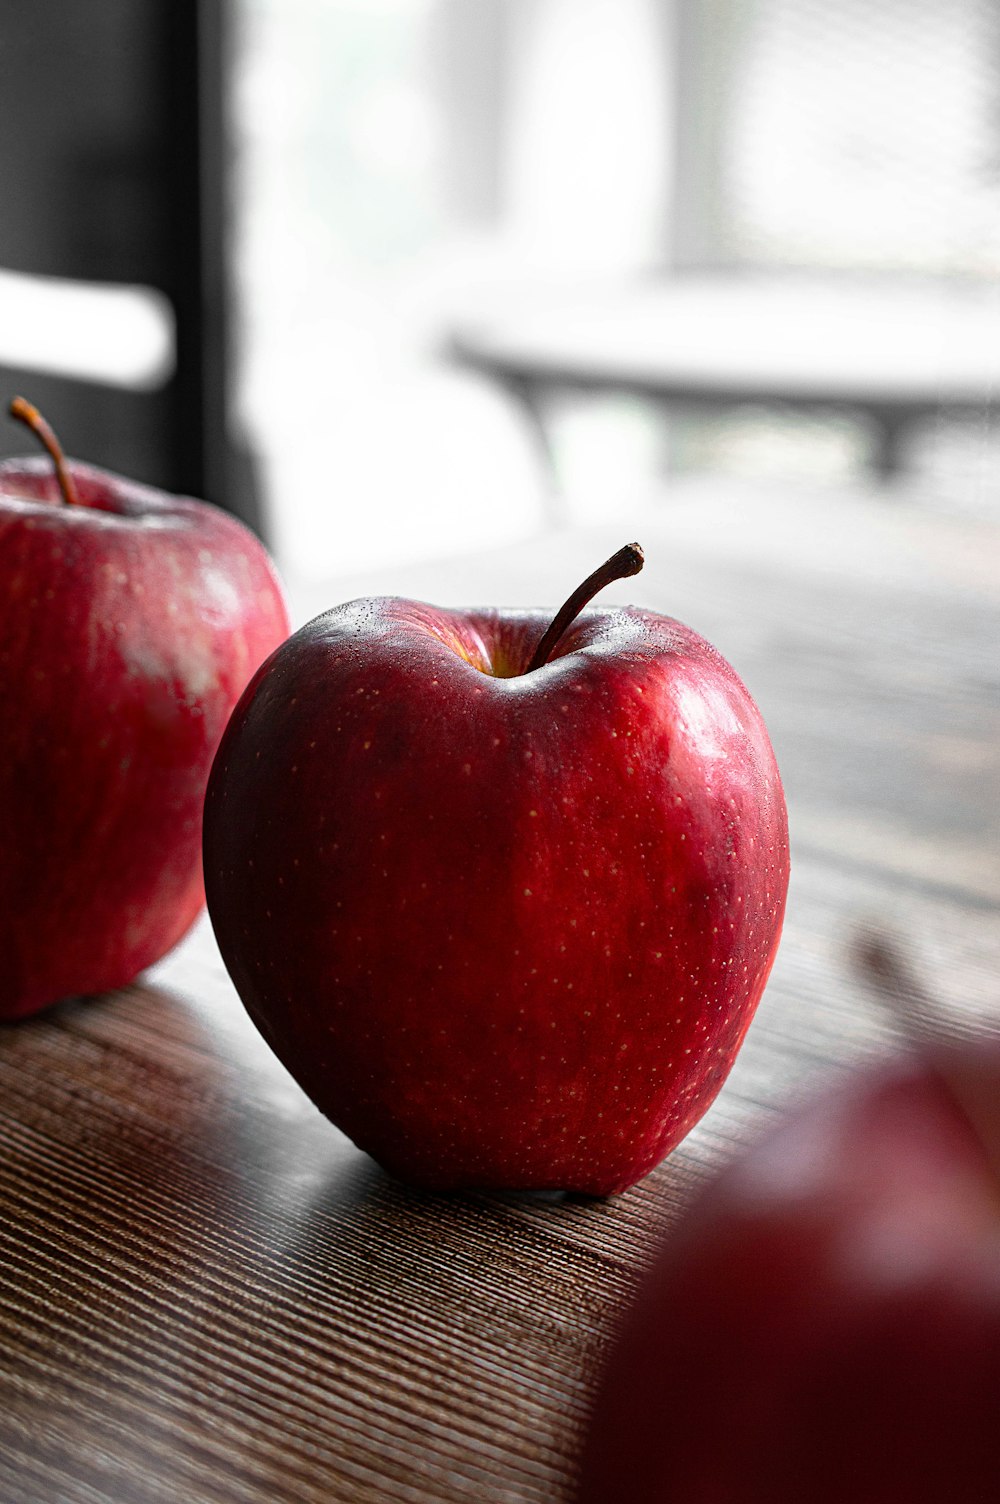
[577,981,1000,1501]
[0,397,290,1020]
[203,543,788,1193]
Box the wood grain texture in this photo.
[1,482,997,1503]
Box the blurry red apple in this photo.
[578,954,1000,1501]
[204,543,788,1193]
[0,397,290,1019]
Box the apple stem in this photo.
[526,542,645,673]
[9,396,81,507]
[853,930,1000,1188]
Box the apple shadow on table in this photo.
[1,975,254,1217]
[3,970,638,1503]
[279,1141,642,1346]
[0,982,283,1439]
[246,1162,630,1493]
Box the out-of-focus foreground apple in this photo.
[577,955,1000,1504]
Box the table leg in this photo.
[870,410,913,482]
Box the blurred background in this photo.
[1,0,999,578]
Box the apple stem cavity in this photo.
[9,396,81,507]
[526,541,645,673]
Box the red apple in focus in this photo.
[0,398,290,1019]
[203,543,788,1193]
[578,1032,1000,1502]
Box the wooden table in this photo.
[2,480,998,1503]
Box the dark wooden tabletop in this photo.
[2,479,998,1503]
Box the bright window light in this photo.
[0,268,175,390]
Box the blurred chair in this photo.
[0,0,263,533]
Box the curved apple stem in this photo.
[526,542,645,673]
[9,396,81,507]
[853,929,1000,1186]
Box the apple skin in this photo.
[0,454,290,1020]
[203,593,788,1194]
[577,1050,1000,1503]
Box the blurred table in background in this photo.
[1,479,997,1503]
[450,275,1000,486]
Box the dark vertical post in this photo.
[164,0,263,531]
